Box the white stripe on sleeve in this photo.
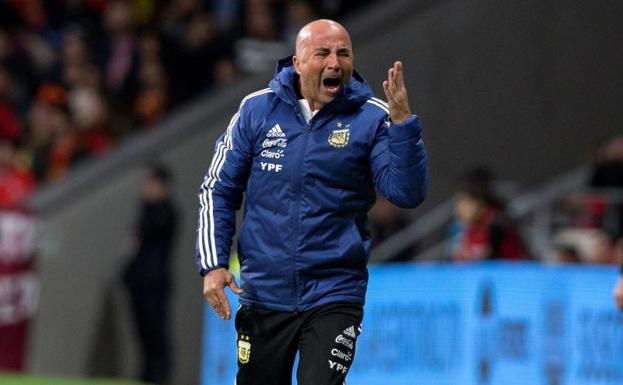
[366,99,389,114]
[197,88,273,270]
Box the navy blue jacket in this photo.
[196,57,428,311]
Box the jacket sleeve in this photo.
[196,102,253,276]
[369,113,428,208]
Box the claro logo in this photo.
[331,348,353,361]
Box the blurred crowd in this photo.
[551,136,623,265]
[442,136,623,266]
[370,136,623,267]
[0,0,373,207]
[445,167,530,262]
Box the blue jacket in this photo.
[196,57,428,311]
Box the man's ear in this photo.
[292,56,302,75]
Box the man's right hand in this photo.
[614,276,623,310]
[203,268,243,320]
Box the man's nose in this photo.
[326,52,341,71]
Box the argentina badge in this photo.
[328,121,350,148]
[237,335,251,364]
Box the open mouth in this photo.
[322,77,341,93]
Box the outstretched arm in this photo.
[370,61,428,208]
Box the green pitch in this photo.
[0,375,147,385]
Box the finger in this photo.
[382,80,391,100]
[215,289,232,319]
[208,298,224,316]
[390,62,398,88]
[394,61,405,89]
[387,67,395,91]
[206,291,225,316]
[227,276,244,294]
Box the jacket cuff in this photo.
[388,115,422,143]
[199,264,229,277]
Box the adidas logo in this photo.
[343,326,356,338]
[266,124,286,138]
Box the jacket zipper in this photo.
[290,110,312,311]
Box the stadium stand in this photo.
[0,0,374,187]
[0,0,621,384]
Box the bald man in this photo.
[196,19,428,385]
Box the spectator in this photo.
[0,28,38,114]
[448,168,529,261]
[589,136,623,239]
[137,29,163,65]
[212,0,243,33]
[553,228,618,264]
[592,232,618,264]
[0,139,35,208]
[28,82,90,181]
[554,244,581,263]
[56,27,94,88]
[590,136,623,189]
[160,0,204,43]
[122,164,178,385]
[0,67,22,143]
[235,0,289,74]
[0,115,36,371]
[212,56,240,88]
[283,0,319,45]
[133,59,169,127]
[68,86,111,155]
[0,139,37,372]
[44,96,81,180]
[167,12,232,105]
[101,0,139,106]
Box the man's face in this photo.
[143,173,166,202]
[293,23,353,110]
[455,192,485,225]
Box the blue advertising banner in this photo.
[201,263,623,385]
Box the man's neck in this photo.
[297,80,321,111]
[305,98,320,111]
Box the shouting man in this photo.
[196,19,428,385]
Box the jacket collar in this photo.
[269,56,373,114]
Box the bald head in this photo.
[295,19,352,57]
[292,19,354,110]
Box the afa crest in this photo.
[328,122,350,148]
[237,335,251,364]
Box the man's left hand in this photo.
[382,61,412,125]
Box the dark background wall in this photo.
[29,1,622,384]
[354,0,623,205]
